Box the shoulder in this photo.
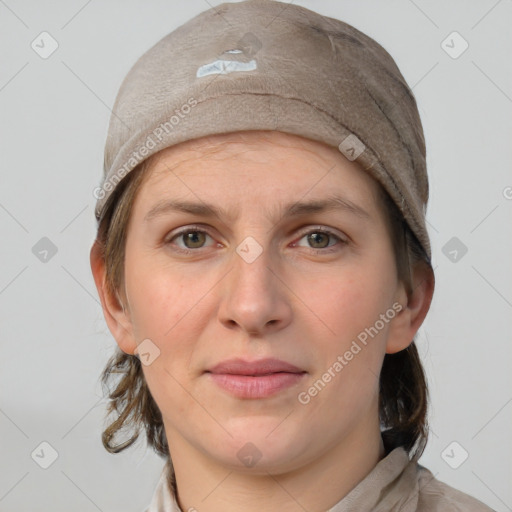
[415,464,495,512]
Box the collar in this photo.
[145,446,425,512]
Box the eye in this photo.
[293,228,346,253]
[165,227,217,254]
[164,225,347,255]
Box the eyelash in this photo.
[164,225,347,255]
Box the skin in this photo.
[91,130,433,512]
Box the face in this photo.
[120,130,408,474]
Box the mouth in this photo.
[205,358,307,399]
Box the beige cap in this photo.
[95,0,430,258]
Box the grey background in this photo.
[1,0,511,510]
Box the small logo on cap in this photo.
[197,58,257,77]
[197,32,262,77]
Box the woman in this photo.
[90,1,494,510]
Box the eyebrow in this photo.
[143,194,371,223]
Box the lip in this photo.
[207,357,304,376]
[205,358,307,399]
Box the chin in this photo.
[213,445,303,475]
[210,422,305,470]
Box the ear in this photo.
[386,261,435,354]
[90,240,137,355]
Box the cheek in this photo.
[126,271,178,338]
[297,270,392,420]
[123,252,216,379]
[301,263,396,341]
[124,248,201,339]
[124,263,205,414]
[295,261,395,406]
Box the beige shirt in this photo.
[145,446,494,511]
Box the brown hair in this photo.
[96,149,433,465]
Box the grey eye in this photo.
[180,231,207,249]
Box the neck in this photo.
[166,416,386,512]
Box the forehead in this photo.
[149,131,343,170]
[135,131,384,218]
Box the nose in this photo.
[217,239,293,336]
